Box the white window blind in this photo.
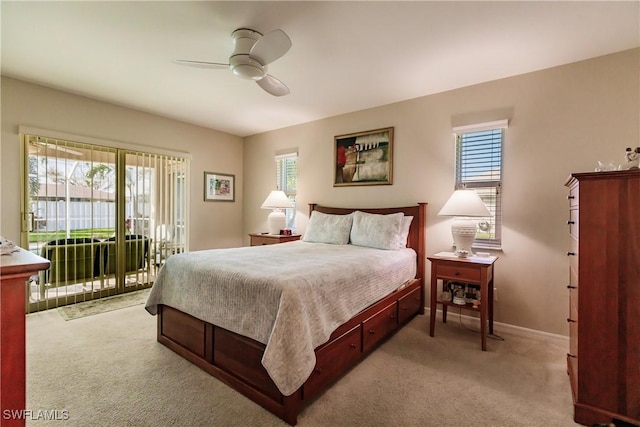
[275,152,297,229]
[276,152,297,197]
[452,120,507,248]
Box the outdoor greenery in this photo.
[29,228,114,243]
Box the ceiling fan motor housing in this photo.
[230,28,266,80]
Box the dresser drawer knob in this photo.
[567,285,577,289]
[567,252,576,256]
[567,221,575,225]
[566,318,576,323]
[368,329,375,335]
[567,195,575,200]
[350,343,357,349]
[567,353,577,359]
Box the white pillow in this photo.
[394,215,413,249]
[350,211,404,250]
[303,211,353,245]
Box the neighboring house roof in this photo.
[34,183,116,201]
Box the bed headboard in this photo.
[309,203,427,282]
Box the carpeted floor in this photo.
[26,303,580,426]
[57,289,151,320]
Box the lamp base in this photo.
[267,210,286,235]
[451,218,478,258]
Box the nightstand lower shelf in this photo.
[437,300,482,322]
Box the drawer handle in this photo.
[567,285,577,289]
[389,314,396,319]
[566,318,576,323]
[567,252,576,256]
[350,343,357,349]
[368,329,375,335]
[567,353,577,359]
[567,195,575,200]
[567,221,575,225]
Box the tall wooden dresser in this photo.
[565,170,640,426]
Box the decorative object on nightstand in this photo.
[438,189,490,258]
[261,190,293,235]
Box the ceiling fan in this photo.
[175,28,292,97]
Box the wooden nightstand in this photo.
[249,233,301,246]
[427,252,497,351]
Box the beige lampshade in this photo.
[438,189,490,217]
[261,190,293,209]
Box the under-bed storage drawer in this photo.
[362,302,398,354]
[213,327,282,403]
[160,305,206,358]
[304,325,361,398]
[398,285,421,325]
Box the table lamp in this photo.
[261,190,293,235]
[438,189,490,258]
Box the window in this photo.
[452,120,507,249]
[275,151,297,229]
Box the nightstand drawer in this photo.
[249,233,301,246]
[251,235,279,246]
[435,264,481,282]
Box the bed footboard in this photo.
[157,278,422,425]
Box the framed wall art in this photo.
[334,127,394,187]
[204,172,235,202]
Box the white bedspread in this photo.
[145,240,416,396]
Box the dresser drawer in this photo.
[569,318,578,358]
[568,185,579,207]
[362,302,398,354]
[304,325,361,398]
[435,263,481,282]
[568,209,578,238]
[568,237,578,273]
[569,286,578,321]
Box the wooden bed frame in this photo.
[155,203,427,425]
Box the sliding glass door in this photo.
[22,134,187,312]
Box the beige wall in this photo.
[1,77,244,251]
[243,48,640,336]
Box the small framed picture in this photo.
[204,172,235,202]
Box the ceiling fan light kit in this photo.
[175,27,291,96]
[230,55,265,80]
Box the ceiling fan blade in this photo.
[250,29,291,65]
[257,74,290,97]
[173,59,229,69]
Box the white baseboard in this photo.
[425,307,569,344]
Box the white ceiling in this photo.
[2,1,639,137]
